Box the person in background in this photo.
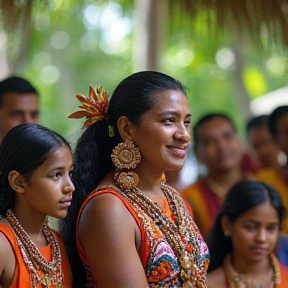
[246,115,282,171]
[61,71,210,288]
[0,76,39,143]
[0,124,74,288]
[256,106,288,233]
[182,113,253,240]
[207,180,288,288]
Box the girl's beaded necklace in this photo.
[224,254,280,288]
[6,210,63,288]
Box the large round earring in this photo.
[111,140,141,190]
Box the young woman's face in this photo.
[132,89,191,172]
[21,146,75,219]
[227,201,279,263]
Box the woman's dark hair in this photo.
[60,71,186,286]
[193,113,236,151]
[268,105,288,137]
[207,180,285,273]
[0,124,71,216]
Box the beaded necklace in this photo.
[6,210,63,288]
[114,182,209,288]
[224,254,280,288]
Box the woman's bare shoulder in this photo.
[206,266,226,288]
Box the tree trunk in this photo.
[133,0,166,71]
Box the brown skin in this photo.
[78,90,192,288]
[195,117,244,191]
[0,92,39,143]
[248,126,280,169]
[276,113,288,158]
[207,201,279,288]
[0,147,74,288]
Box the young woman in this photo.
[0,124,75,288]
[61,71,210,288]
[207,180,288,288]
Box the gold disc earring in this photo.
[111,140,141,189]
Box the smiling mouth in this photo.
[168,146,187,158]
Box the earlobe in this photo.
[8,171,27,194]
[221,215,232,237]
[117,116,136,141]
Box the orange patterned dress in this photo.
[76,188,210,288]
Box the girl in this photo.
[61,71,210,288]
[0,124,75,288]
[207,180,288,288]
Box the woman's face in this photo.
[132,89,191,172]
[224,201,279,263]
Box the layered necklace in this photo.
[115,181,209,288]
[224,254,281,288]
[6,210,63,288]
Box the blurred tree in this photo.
[0,0,287,141]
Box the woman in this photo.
[61,71,210,288]
[0,124,74,288]
[207,180,288,288]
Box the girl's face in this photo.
[132,89,191,172]
[224,201,279,263]
[20,146,75,219]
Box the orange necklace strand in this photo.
[113,182,209,288]
[6,210,63,288]
[224,254,280,288]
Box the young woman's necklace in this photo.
[205,177,227,199]
[224,254,281,288]
[114,181,209,288]
[6,210,63,288]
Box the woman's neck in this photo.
[231,253,271,277]
[12,205,48,247]
[134,162,165,200]
[207,167,243,192]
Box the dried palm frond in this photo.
[0,0,288,46]
[168,0,288,47]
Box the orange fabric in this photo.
[256,168,288,233]
[279,263,288,287]
[0,223,72,288]
[182,180,222,240]
[76,189,147,275]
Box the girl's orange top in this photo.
[76,188,210,288]
[0,223,72,288]
[278,263,288,287]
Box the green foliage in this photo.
[9,0,288,141]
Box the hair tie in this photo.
[68,86,108,127]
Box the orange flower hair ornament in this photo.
[68,86,108,127]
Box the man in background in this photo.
[181,113,253,239]
[0,76,39,143]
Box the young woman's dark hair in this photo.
[207,180,285,273]
[0,123,71,216]
[60,71,186,286]
[193,113,236,151]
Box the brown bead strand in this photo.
[6,210,63,288]
[114,182,209,288]
[224,253,281,288]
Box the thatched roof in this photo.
[1,0,288,46]
[169,0,288,46]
